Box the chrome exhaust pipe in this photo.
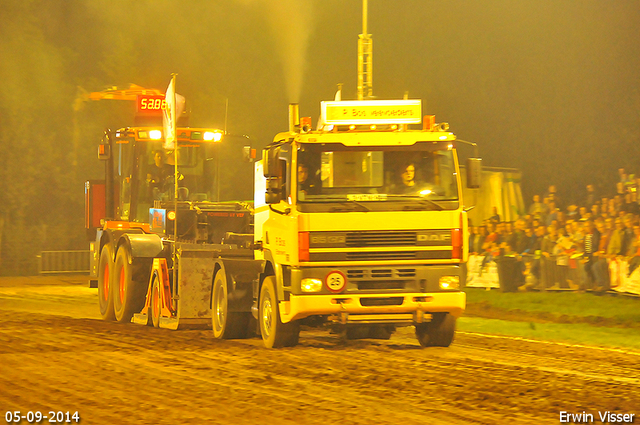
[289,103,300,133]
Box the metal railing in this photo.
[37,250,90,274]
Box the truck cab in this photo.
[252,100,479,347]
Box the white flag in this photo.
[162,77,185,150]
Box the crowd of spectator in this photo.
[468,168,640,292]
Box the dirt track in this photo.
[0,277,638,425]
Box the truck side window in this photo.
[278,159,288,200]
[277,143,292,202]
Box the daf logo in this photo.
[418,232,451,242]
[311,235,346,244]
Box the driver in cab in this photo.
[390,162,417,194]
[298,163,318,200]
[147,150,172,190]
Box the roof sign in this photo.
[321,100,422,125]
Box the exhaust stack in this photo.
[289,103,300,133]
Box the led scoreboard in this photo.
[137,95,166,115]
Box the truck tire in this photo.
[259,276,299,348]
[151,273,161,328]
[212,269,250,339]
[113,247,149,323]
[98,244,116,321]
[415,313,456,347]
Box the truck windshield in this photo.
[138,141,215,201]
[131,141,216,221]
[297,142,459,211]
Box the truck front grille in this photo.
[356,281,406,290]
[347,268,416,279]
[346,251,417,261]
[346,231,417,247]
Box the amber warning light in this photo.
[137,95,166,115]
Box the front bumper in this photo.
[278,291,465,324]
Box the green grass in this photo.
[458,316,640,351]
[461,288,640,350]
[465,288,640,323]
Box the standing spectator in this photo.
[568,221,585,288]
[553,227,577,289]
[579,206,590,220]
[497,222,508,245]
[620,214,636,256]
[592,220,611,291]
[556,211,566,228]
[468,226,477,254]
[489,206,501,223]
[469,226,485,255]
[540,225,559,289]
[614,195,624,213]
[566,205,579,221]
[626,224,640,276]
[601,197,609,215]
[523,214,534,228]
[582,220,600,289]
[510,219,529,254]
[474,226,487,254]
[529,225,546,282]
[522,226,538,255]
[546,201,559,226]
[607,218,624,257]
[529,194,547,221]
[571,221,585,253]
[618,167,626,182]
[608,199,617,217]
[483,222,498,251]
[547,185,562,209]
[586,184,596,207]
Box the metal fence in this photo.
[37,250,90,274]
[466,254,640,296]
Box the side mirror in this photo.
[263,147,280,177]
[466,158,482,189]
[243,146,257,162]
[265,177,282,204]
[98,143,111,160]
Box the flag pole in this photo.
[171,73,178,311]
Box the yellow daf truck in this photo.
[246,99,481,347]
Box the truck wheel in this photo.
[113,247,149,323]
[259,276,300,348]
[415,313,456,347]
[212,269,250,339]
[98,244,115,321]
[151,273,161,328]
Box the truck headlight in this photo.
[439,276,460,290]
[301,278,323,293]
